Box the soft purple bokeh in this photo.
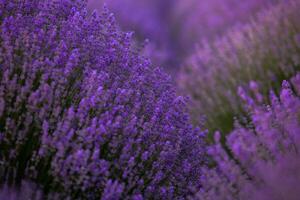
[178,0,300,132]
[0,180,44,200]
[88,0,277,73]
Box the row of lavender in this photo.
[2,75,300,199]
[1,0,300,199]
[179,0,300,133]
[0,0,206,199]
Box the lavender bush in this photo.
[88,0,276,73]
[193,74,300,200]
[178,0,300,133]
[2,0,299,199]
[0,0,207,199]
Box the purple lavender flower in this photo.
[0,0,207,199]
[193,73,300,200]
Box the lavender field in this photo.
[0,0,299,199]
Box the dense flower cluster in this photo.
[0,0,207,199]
[178,0,300,133]
[88,0,275,72]
[193,74,300,200]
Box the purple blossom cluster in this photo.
[194,74,300,200]
[0,0,207,199]
[178,0,300,133]
[88,0,276,73]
